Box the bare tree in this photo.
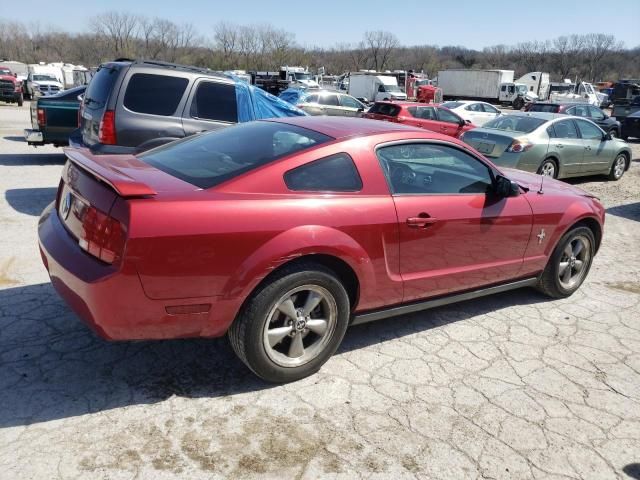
[90,11,139,57]
[363,31,399,71]
[583,33,621,82]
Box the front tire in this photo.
[536,226,595,299]
[17,93,23,107]
[512,97,524,110]
[608,153,627,181]
[228,262,350,383]
[608,128,618,139]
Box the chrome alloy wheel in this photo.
[613,155,626,179]
[558,235,592,290]
[263,285,338,367]
[541,161,556,177]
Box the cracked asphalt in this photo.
[1,102,639,480]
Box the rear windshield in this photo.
[139,121,333,189]
[528,104,559,113]
[84,65,119,108]
[368,102,401,116]
[482,115,547,133]
[441,101,463,109]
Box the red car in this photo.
[364,101,476,138]
[39,117,605,383]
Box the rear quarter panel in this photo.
[129,136,406,318]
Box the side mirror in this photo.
[495,175,520,197]
[603,131,612,141]
[465,119,472,124]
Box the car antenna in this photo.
[538,174,544,194]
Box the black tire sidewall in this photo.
[240,268,350,383]
[546,227,595,297]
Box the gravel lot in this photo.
[1,102,639,480]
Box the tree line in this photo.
[1,12,639,82]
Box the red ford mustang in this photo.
[39,117,605,382]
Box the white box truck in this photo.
[348,73,407,103]
[437,69,543,109]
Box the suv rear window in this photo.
[190,81,237,122]
[84,65,119,108]
[368,102,401,116]
[140,121,332,189]
[528,104,560,113]
[124,73,189,116]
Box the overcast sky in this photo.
[8,0,640,49]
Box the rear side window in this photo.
[84,66,119,108]
[124,73,188,116]
[553,120,579,139]
[139,122,332,189]
[284,153,362,192]
[528,104,559,113]
[190,81,237,122]
[368,103,400,116]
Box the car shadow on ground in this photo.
[0,281,549,428]
[607,202,640,222]
[0,152,65,166]
[5,187,57,216]
[624,463,640,480]
[3,136,26,143]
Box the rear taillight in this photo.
[507,138,534,153]
[78,103,84,127]
[98,110,117,145]
[78,204,126,264]
[37,108,46,127]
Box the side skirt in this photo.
[351,277,539,326]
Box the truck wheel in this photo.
[607,128,617,139]
[17,94,23,107]
[228,262,351,383]
[513,98,524,110]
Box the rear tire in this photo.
[536,226,595,299]
[608,153,627,181]
[228,262,350,383]
[17,94,23,107]
[537,158,558,179]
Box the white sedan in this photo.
[440,100,502,126]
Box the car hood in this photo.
[503,168,597,198]
[0,74,17,83]
[32,80,62,86]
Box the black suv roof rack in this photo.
[132,59,225,78]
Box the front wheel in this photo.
[512,97,524,110]
[608,153,627,181]
[17,94,23,107]
[228,262,350,383]
[536,226,595,298]
[608,129,618,139]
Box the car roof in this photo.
[101,59,231,82]
[267,116,431,139]
[508,112,560,121]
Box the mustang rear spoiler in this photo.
[64,148,157,197]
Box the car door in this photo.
[298,94,323,115]
[318,93,342,116]
[435,107,465,137]
[464,102,487,125]
[587,106,608,130]
[574,118,610,174]
[547,119,584,176]
[376,142,533,302]
[338,94,365,117]
[481,103,501,125]
[182,78,238,137]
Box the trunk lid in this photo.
[461,129,518,158]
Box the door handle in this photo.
[555,144,565,149]
[407,214,438,228]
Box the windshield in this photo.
[33,75,57,82]
[140,121,332,189]
[528,104,559,113]
[483,115,546,133]
[383,84,401,92]
[442,101,463,109]
[0,69,10,75]
[517,85,528,94]
[293,73,312,81]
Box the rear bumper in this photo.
[38,203,231,340]
[24,129,44,145]
[69,131,137,155]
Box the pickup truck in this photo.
[24,86,84,147]
[0,67,24,106]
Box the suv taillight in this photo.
[98,110,117,145]
[78,103,84,127]
[78,204,126,264]
[37,108,46,127]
